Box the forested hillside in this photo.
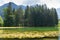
[0,2,58,27]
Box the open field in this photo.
[0,27,58,34]
[0,25,58,32]
[0,27,58,32]
[0,26,58,38]
[0,21,59,32]
[0,23,59,38]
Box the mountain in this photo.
[56,8,60,19]
[0,2,60,19]
[18,5,26,10]
[0,2,18,9]
[0,2,26,18]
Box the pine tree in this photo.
[24,6,30,26]
[15,7,24,26]
[4,2,15,27]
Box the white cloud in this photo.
[0,0,25,6]
[0,0,11,6]
[12,0,25,5]
[23,0,60,8]
[0,0,60,8]
[23,0,41,6]
[41,0,60,8]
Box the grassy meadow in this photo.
[0,25,58,33]
[0,21,59,39]
[0,26,58,39]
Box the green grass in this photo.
[0,23,59,33]
[1,27,58,32]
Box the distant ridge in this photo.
[0,2,26,18]
[0,2,60,19]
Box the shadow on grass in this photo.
[0,37,58,40]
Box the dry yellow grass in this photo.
[0,30,3,34]
[0,31,58,38]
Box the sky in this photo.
[0,0,60,9]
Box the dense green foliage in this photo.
[0,16,3,26]
[4,2,15,27]
[3,2,58,27]
[15,7,24,26]
[24,5,58,27]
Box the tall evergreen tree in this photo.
[24,6,30,26]
[4,2,15,27]
[15,7,24,26]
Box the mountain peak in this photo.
[0,2,26,18]
[8,2,17,6]
[0,2,18,9]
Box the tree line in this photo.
[0,2,58,27]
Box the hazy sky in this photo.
[0,0,60,9]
